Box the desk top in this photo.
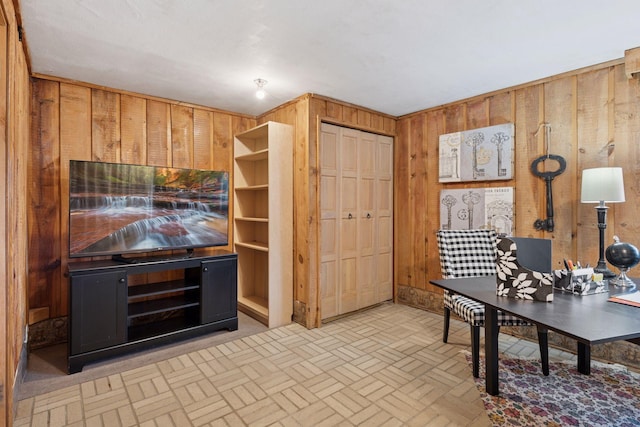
[429,276,640,345]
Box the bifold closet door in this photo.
[320,123,393,320]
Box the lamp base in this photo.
[609,268,636,289]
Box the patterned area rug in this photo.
[465,353,640,426]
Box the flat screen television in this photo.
[69,160,229,260]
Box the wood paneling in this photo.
[193,109,212,169]
[423,110,444,291]
[396,61,640,304]
[29,80,60,312]
[513,85,543,235]
[121,94,147,164]
[92,89,121,162]
[409,115,426,289]
[171,104,194,168]
[576,69,611,264]
[146,100,171,166]
[1,0,32,421]
[613,65,640,239]
[543,76,576,260]
[28,79,255,330]
[394,118,410,290]
[59,84,92,311]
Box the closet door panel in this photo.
[340,126,358,312]
[320,124,340,319]
[357,132,376,309]
[339,255,358,314]
[375,135,394,304]
[358,254,376,308]
[320,259,338,319]
[377,251,393,301]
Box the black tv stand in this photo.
[68,250,237,374]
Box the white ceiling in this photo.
[19,0,640,117]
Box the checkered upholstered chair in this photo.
[436,229,549,377]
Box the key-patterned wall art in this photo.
[440,187,513,234]
[438,123,514,182]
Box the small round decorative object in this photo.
[605,236,640,288]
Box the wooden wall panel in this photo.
[212,113,231,171]
[0,20,7,424]
[91,89,121,162]
[170,104,194,168]
[28,78,255,329]
[444,104,465,134]
[58,83,92,316]
[28,80,60,311]
[409,115,426,289]
[296,101,312,324]
[489,92,513,125]
[121,95,147,164]
[146,100,171,167]
[424,110,444,292]
[7,14,30,423]
[576,68,613,266]
[394,118,410,291]
[466,99,488,129]
[3,0,32,419]
[0,18,7,423]
[193,109,212,169]
[514,85,544,235]
[543,76,576,263]
[613,65,640,240]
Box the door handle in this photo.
[348,213,353,219]
[367,213,371,219]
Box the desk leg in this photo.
[485,306,499,396]
[577,342,591,375]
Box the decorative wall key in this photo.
[531,123,566,232]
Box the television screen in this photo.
[69,160,229,258]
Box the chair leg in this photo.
[443,307,451,343]
[471,325,480,378]
[537,327,549,376]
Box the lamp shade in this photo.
[580,167,625,203]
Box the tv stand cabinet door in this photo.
[201,256,237,324]
[70,270,127,355]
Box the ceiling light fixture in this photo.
[254,78,267,100]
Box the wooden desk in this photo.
[429,276,640,396]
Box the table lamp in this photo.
[580,167,625,278]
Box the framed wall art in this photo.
[440,187,514,234]
[438,123,514,183]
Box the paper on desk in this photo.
[608,290,640,307]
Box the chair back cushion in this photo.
[508,236,552,273]
[496,236,554,302]
[436,229,497,279]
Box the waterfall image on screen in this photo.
[69,160,229,257]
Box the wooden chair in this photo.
[436,229,549,377]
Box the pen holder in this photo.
[553,267,606,295]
